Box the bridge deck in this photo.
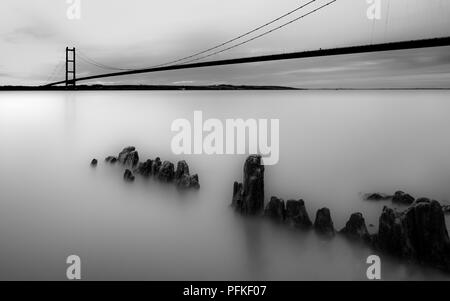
[45,37,450,86]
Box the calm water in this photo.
[0,90,449,280]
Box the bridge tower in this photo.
[65,47,76,87]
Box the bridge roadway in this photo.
[44,37,450,86]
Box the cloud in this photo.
[2,24,56,43]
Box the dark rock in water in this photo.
[231,155,265,215]
[405,199,450,271]
[136,159,153,177]
[366,193,383,200]
[107,147,199,188]
[90,159,98,167]
[123,169,135,182]
[375,199,450,272]
[175,160,190,180]
[392,190,414,205]
[177,173,200,189]
[152,157,162,175]
[124,151,139,167]
[376,206,411,258]
[189,174,200,189]
[232,181,243,207]
[442,205,450,214]
[105,156,117,163]
[340,212,371,242]
[118,146,139,167]
[285,199,312,228]
[415,197,430,204]
[173,160,200,189]
[118,146,135,162]
[158,161,175,182]
[365,193,391,201]
[314,208,335,236]
[264,196,285,221]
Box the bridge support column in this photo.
[65,47,76,88]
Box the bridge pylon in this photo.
[65,47,76,87]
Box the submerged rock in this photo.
[392,191,414,205]
[285,199,312,228]
[90,158,98,167]
[123,169,135,182]
[264,196,285,221]
[118,146,134,162]
[227,155,450,273]
[125,152,139,167]
[178,174,200,189]
[136,159,153,177]
[173,160,199,189]
[152,157,162,175]
[375,207,411,257]
[100,147,200,189]
[365,193,391,201]
[232,181,243,208]
[340,212,371,242]
[158,161,175,182]
[105,156,117,163]
[118,146,139,167]
[189,174,200,189]
[314,208,335,236]
[374,199,450,272]
[175,160,190,180]
[227,154,450,273]
[231,155,265,215]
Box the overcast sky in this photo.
[0,0,450,87]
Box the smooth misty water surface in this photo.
[0,90,449,280]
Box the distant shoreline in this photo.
[0,84,298,91]
[0,84,450,91]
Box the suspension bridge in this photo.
[43,0,450,87]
